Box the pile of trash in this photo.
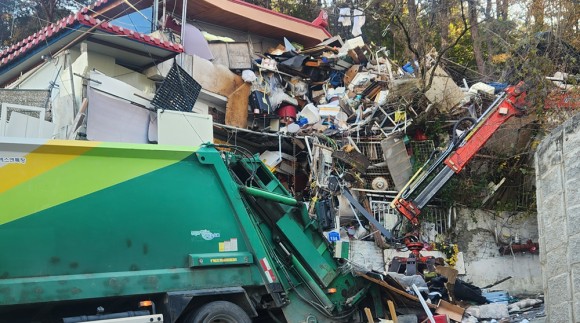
[365,268,545,323]
[242,35,468,137]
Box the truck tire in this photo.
[185,301,251,323]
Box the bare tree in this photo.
[5,0,91,45]
[394,0,472,91]
[439,0,450,48]
[530,0,545,28]
[468,0,486,76]
[496,0,508,20]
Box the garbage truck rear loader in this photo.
[0,138,380,322]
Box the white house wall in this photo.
[7,50,77,90]
[5,44,158,138]
[114,69,156,94]
[82,47,156,93]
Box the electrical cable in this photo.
[451,117,477,145]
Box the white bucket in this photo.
[299,103,320,124]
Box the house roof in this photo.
[91,0,331,47]
[0,0,331,85]
[169,0,331,46]
[0,1,182,85]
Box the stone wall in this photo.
[535,112,580,323]
[0,89,51,120]
[0,89,50,108]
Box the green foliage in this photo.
[438,175,489,209]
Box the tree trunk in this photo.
[468,0,486,76]
[485,0,492,19]
[485,0,494,67]
[496,0,508,20]
[501,0,508,20]
[531,0,544,30]
[439,0,450,49]
[407,0,421,58]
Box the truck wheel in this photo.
[185,301,251,323]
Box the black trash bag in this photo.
[427,275,448,303]
[454,279,488,304]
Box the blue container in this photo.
[483,291,510,304]
[487,82,508,94]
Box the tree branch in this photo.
[425,0,471,91]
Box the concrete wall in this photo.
[454,208,542,294]
[535,112,580,323]
[381,206,542,294]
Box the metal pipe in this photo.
[214,123,305,139]
[65,50,79,117]
[152,0,159,31]
[240,186,299,206]
[180,0,187,66]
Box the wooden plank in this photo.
[208,43,229,67]
[435,300,465,322]
[305,60,322,67]
[208,43,252,70]
[226,43,252,70]
[68,98,88,139]
[361,274,437,309]
[364,307,375,323]
[189,55,244,97]
[387,300,398,323]
[225,83,251,128]
[435,266,458,284]
[424,66,464,112]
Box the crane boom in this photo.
[392,82,528,225]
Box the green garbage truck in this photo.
[0,138,382,322]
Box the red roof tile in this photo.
[0,1,183,68]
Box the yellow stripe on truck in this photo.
[0,140,99,194]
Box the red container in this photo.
[277,104,297,123]
[433,314,449,323]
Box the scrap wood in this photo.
[365,307,376,323]
[387,300,398,322]
[435,300,465,322]
[300,45,339,55]
[435,266,458,284]
[424,66,464,113]
[361,274,437,309]
[190,54,244,97]
[481,276,512,289]
[225,83,251,128]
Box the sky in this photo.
[111,7,153,34]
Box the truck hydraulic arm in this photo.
[392,82,528,225]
